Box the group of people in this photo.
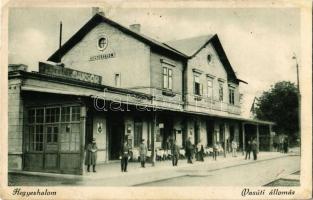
[245,138,258,160]
[85,136,261,173]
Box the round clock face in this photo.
[97,36,108,51]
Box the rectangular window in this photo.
[47,126,58,143]
[163,67,173,90]
[207,79,213,98]
[71,106,80,121]
[168,68,173,90]
[27,106,80,153]
[219,82,224,101]
[45,107,60,123]
[229,88,235,105]
[61,107,71,122]
[194,75,201,95]
[114,73,121,87]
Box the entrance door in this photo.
[44,125,59,171]
[194,121,200,145]
[206,120,214,147]
[108,117,124,160]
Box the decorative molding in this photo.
[192,68,204,74]
[160,59,176,67]
[218,78,226,82]
[194,95,202,101]
[162,89,176,97]
[206,74,215,79]
[228,83,237,88]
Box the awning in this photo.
[21,86,274,126]
[21,85,91,97]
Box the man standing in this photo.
[185,137,193,164]
[139,139,147,168]
[252,138,258,160]
[85,138,98,172]
[120,139,130,172]
[231,140,238,157]
[213,142,218,161]
[171,140,180,166]
[283,137,289,154]
[245,140,252,160]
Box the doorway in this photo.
[206,119,214,147]
[194,121,200,145]
[108,116,124,160]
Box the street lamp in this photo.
[292,54,301,150]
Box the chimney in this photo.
[91,7,105,17]
[129,24,141,33]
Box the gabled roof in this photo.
[48,14,186,62]
[165,34,246,84]
[165,35,214,57]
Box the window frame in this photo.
[207,78,213,99]
[114,73,121,87]
[229,87,235,105]
[194,74,202,96]
[163,66,173,91]
[25,105,81,153]
[218,82,224,101]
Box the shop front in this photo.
[22,91,86,175]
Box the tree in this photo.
[255,81,299,144]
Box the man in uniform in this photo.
[139,139,148,168]
[120,139,130,172]
[85,138,98,172]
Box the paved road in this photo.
[9,155,299,186]
[137,156,300,186]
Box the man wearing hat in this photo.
[120,139,130,172]
[85,138,98,172]
[139,139,148,168]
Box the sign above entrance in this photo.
[89,52,116,61]
[39,62,102,85]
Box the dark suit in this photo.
[185,140,193,163]
[120,143,130,172]
[171,144,180,166]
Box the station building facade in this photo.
[8,13,274,175]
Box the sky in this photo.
[8,6,301,117]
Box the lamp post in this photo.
[292,54,301,150]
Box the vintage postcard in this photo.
[0,0,312,199]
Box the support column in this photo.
[223,123,226,158]
[256,123,260,153]
[80,105,87,175]
[242,122,245,155]
[269,124,273,151]
[151,111,157,166]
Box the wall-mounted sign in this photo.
[89,52,116,61]
[159,123,164,129]
[39,62,102,84]
[97,122,103,134]
[127,124,132,134]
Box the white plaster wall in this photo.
[92,114,107,163]
[199,118,207,146]
[61,23,151,90]
[185,42,241,114]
